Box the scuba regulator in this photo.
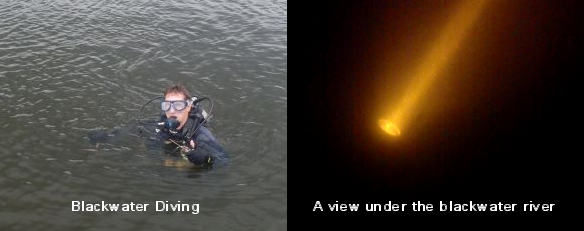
[162,116,180,134]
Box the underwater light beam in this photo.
[379,0,489,136]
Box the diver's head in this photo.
[162,85,192,131]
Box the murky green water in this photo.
[0,0,286,230]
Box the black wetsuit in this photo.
[156,108,226,167]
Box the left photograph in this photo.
[0,0,287,230]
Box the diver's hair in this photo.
[164,85,191,100]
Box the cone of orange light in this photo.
[379,0,489,136]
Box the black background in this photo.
[289,0,581,225]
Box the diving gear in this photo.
[161,100,190,111]
[164,116,180,133]
[138,95,212,128]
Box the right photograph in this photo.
[291,0,579,221]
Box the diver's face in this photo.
[164,93,191,130]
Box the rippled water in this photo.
[0,0,286,229]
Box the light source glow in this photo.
[379,119,401,136]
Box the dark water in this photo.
[0,0,286,230]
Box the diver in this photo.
[87,84,226,168]
[154,85,226,167]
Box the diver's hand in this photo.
[185,149,214,167]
